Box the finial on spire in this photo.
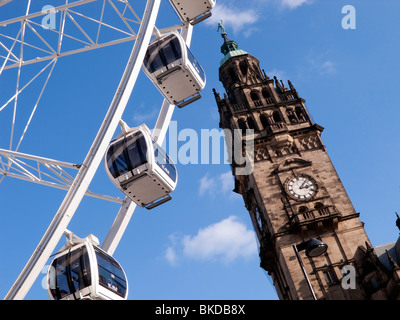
[288,80,300,99]
[218,20,231,43]
[262,69,269,80]
[396,212,400,231]
[217,20,226,35]
[274,76,284,92]
[212,88,221,101]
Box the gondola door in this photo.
[48,243,93,300]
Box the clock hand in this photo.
[301,183,313,190]
[299,180,308,189]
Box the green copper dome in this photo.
[218,22,247,66]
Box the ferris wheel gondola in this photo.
[143,31,206,108]
[104,123,177,210]
[46,235,128,300]
[169,0,216,25]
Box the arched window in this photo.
[260,114,269,130]
[239,61,248,76]
[295,106,307,122]
[250,90,260,101]
[272,111,283,123]
[298,206,311,219]
[299,206,308,213]
[314,202,328,216]
[262,88,270,99]
[228,67,238,82]
[247,117,258,132]
[286,108,298,124]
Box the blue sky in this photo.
[1,0,400,300]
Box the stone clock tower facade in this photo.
[213,31,400,300]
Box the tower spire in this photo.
[217,22,247,66]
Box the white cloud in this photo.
[165,246,178,266]
[320,60,336,74]
[205,3,259,34]
[165,216,257,265]
[219,171,233,193]
[183,216,257,262]
[203,0,313,35]
[281,0,310,9]
[266,69,288,82]
[198,171,233,196]
[132,105,159,124]
[164,233,182,266]
[242,27,260,38]
[199,174,216,196]
[307,59,336,75]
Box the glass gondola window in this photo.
[50,254,69,300]
[153,142,177,182]
[125,134,147,168]
[144,35,182,74]
[50,246,91,300]
[69,247,90,292]
[95,248,127,298]
[107,132,147,178]
[186,46,206,82]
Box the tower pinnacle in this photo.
[217,23,247,66]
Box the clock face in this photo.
[287,175,317,200]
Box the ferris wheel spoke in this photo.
[64,10,95,45]
[0,28,22,74]
[0,58,56,113]
[107,0,136,36]
[14,58,58,152]
[9,19,26,151]
[0,40,20,64]
[25,21,57,55]
[0,147,124,203]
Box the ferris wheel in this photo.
[0,0,215,300]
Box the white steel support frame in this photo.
[0,0,139,71]
[0,0,180,71]
[0,0,14,8]
[101,22,193,255]
[0,0,148,155]
[0,0,182,156]
[0,148,123,203]
[4,0,161,300]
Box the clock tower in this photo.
[213,30,400,300]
